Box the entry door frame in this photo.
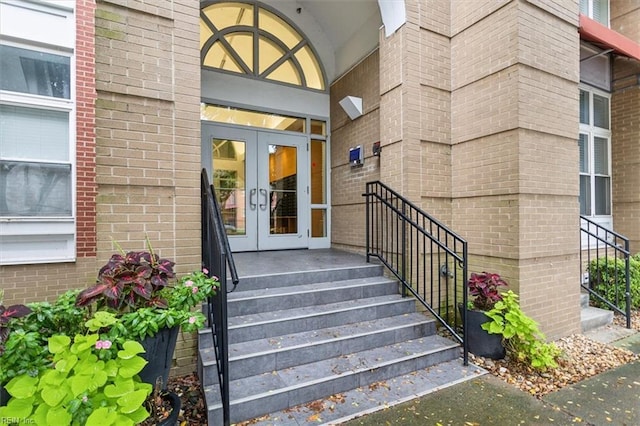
[202,122,309,252]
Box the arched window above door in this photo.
[200,1,326,91]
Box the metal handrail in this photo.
[201,168,239,426]
[580,215,631,328]
[363,181,469,365]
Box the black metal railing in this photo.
[201,168,240,426]
[580,215,631,328]
[364,181,469,365]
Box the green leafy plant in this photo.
[0,290,88,386]
[0,289,31,355]
[0,330,152,425]
[587,255,640,310]
[467,272,508,311]
[482,290,561,370]
[75,240,219,341]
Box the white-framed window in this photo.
[0,1,76,265]
[579,86,611,222]
[580,0,609,27]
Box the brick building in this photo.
[1,0,639,374]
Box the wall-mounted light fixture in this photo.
[338,96,363,120]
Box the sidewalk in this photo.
[341,328,640,426]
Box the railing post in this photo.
[365,183,370,263]
[625,239,631,329]
[462,242,468,366]
[401,200,407,297]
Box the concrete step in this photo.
[580,292,589,308]
[230,263,385,291]
[581,306,614,332]
[199,313,436,384]
[227,276,399,316]
[224,294,417,344]
[239,359,485,426]
[203,335,461,425]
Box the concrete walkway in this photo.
[341,328,640,426]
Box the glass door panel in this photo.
[202,123,308,252]
[202,124,258,252]
[257,131,307,250]
[212,139,246,236]
[268,144,298,235]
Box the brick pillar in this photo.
[95,0,201,376]
[610,1,640,251]
[450,0,581,339]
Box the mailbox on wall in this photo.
[349,146,363,167]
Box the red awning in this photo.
[579,14,640,61]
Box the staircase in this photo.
[197,250,472,425]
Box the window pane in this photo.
[579,90,589,124]
[311,209,326,237]
[295,45,324,90]
[311,120,326,136]
[224,32,253,71]
[593,136,609,175]
[0,45,70,99]
[311,140,325,204]
[202,3,253,31]
[213,139,246,236]
[258,36,284,74]
[580,175,591,216]
[265,59,301,85]
[0,105,69,162]
[269,145,297,235]
[579,0,588,15]
[201,104,305,132]
[204,41,244,73]
[595,176,610,215]
[593,0,609,26]
[593,94,609,129]
[579,134,588,173]
[0,161,72,216]
[259,9,301,49]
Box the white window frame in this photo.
[0,1,76,265]
[579,85,612,228]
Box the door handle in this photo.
[249,188,257,210]
[259,188,268,210]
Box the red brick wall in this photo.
[76,0,97,257]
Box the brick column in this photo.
[610,1,640,251]
[450,0,581,338]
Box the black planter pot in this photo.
[156,391,181,426]
[0,385,8,406]
[139,326,180,389]
[460,305,505,360]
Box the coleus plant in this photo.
[75,240,175,313]
[467,272,508,311]
[0,289,31,355]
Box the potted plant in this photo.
[462,272,508,359]
[74,239,220,389]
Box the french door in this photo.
[202,123,308,252]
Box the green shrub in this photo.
[587,255,640,310]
